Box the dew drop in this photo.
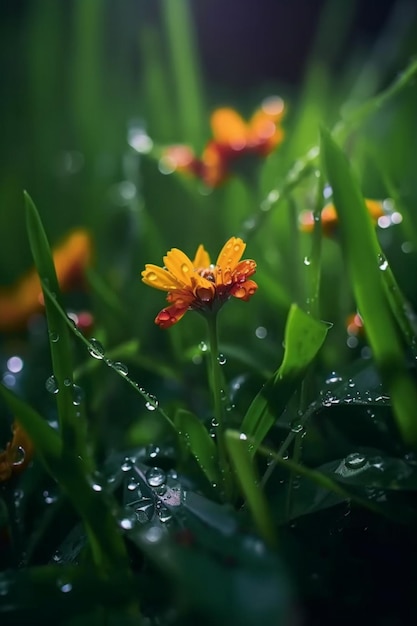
[345,452,367,470]
[127,477,139,491]
[63,378,72,387]
[72,385,84,406]
[49,331,59,343]
[145,394,159,411]
[146,466,166,487]
[58,582,73,594]
[217,353,227,365]
[119,516,135,530]
[291,424,304,434]
[88,338,105,360]
[114,361,128,376]
[11,446,26,467]
[45,375,59,395]
[181,263,190,273]
[377,254,388,271]
[199,341,208,352]
[303,256,311,266]
[121,458,132,472]
[325,372,343,384]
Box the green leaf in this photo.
[320,128,417,446]
[225,430,277,548]
[24,192,85,455]
[241,304,329,454]
[175,409,219,486]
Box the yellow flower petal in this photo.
[193,244,211,269]
[141,264,183,291]
[216,237,246,272]
[163,248,196,287]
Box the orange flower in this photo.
[141,237,257,328]
[0,229,92,332]
[299,199,384,237]
[0,421,34,483]
[161,97,285,187]
[346,312,364,337]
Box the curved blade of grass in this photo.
[0,384,134,584]
[175,409,220,486]
[257,442,408,524]
[241,304,329,455]
[161,0,206,148]
[225,430,277,548]
[40,280,176,432]
[24,192,87,455]
[320,128,417,446]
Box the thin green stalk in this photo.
[205,314,231,497]
[161,0,206,148]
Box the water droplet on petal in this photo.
[146,466,166,487]
[11,446,26,467]
[45,375,59,395]
[88,338,105,360]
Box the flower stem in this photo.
[205,313,231,498]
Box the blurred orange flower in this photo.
[299,199,384,237]
[0,421,34,483]
[161,96,285,187]
[0,229,92,332]
[346,312,365,337]
[141,237,257,328]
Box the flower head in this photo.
[161,97,285,187]
[141,237,257,328]
[299,199,384,237]
[0,229,92,332]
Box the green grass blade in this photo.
[24,192,87,455]
[175,409,220,486]
[161,0,206,148]
[320,128,417,446]
[225,430,277,548]
[241,304,329,454]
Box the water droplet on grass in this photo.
[377,254,388,271]
[88,339,105,359]
[199,341,208,352]
[345,452,367,470]
[146,467,166,487]
[217,353,226,365]
[145,394,159,411]
[114,361,128,376]
[49,331,59,343]
[45,375,59,394]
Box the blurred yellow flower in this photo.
[0,229,92,332]
[142,237,257,328]
[161,96,285,187]
[299,199,384,237]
